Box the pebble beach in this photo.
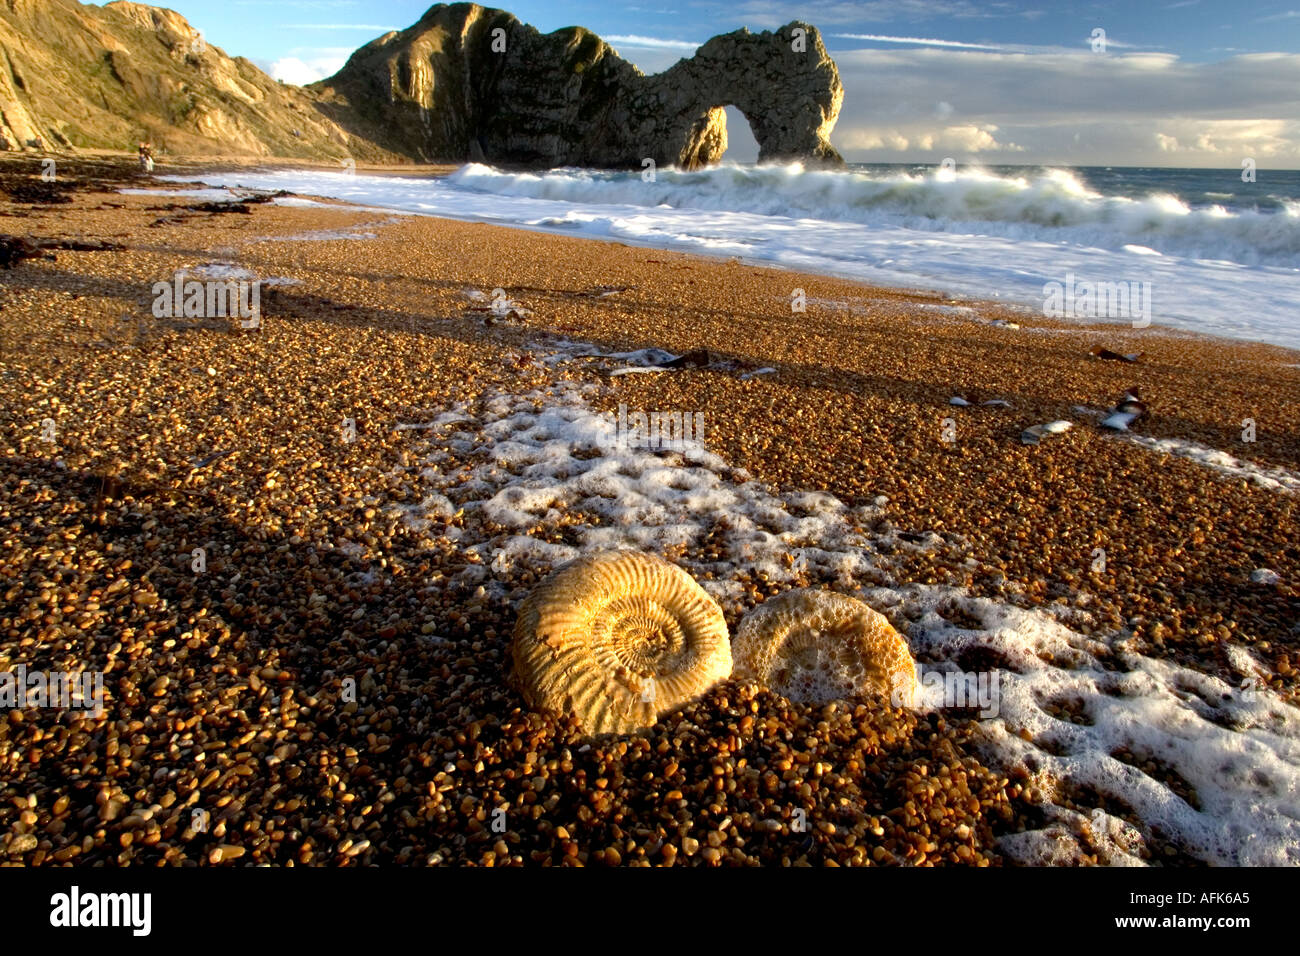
[1,156,1297,866]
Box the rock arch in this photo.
[636,24,844,167]
[316,4,845,169]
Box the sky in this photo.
[99,0,1300,167]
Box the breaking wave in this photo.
[449,162,1300,267]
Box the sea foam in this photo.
[158,167,1300,349]
[390,339,1300,865]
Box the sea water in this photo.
[163,162,1300,350]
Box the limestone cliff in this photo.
[314,3,843,167]
[0,0,362,158]
[0,0,843,168]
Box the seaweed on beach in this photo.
[0,173,76,205]
[0,235,56,268]
[0,156,156,205]
[0,234,124,268]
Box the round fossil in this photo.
[732,589,916,706]
[511,551,732,735]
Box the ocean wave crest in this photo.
[448,162,1300,267]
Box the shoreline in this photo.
[21,150,1300,355]
[171,159,1300,356]
[1,155,1296,866]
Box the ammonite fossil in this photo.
[732,589,916,706]
[511,551,732,735]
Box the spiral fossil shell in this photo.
[732,589,916,706]
[511,551,732,735]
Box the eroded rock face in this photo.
[0,0,359,159]
[0,0,841,166]
[316,2,844,167]
[627,25,844,166]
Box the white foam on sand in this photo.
[1119,434,1300,493]
[1069,409,1300,493]
[183,264,300,288]
[273,196,329,208]
[187,263,257,280]
[398,375,888,612]
[885,586,1300,865]
[392,340,1300,866]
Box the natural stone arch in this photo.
[637,23,844,168]
[316,4,844,169]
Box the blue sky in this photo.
[99,1,1300,166]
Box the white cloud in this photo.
[829,47,1300,167]
[833,33,1005,50]
[605,34,701,50]
[1088,37,1145,52]
[839,123,1020,154]
[731,0,1012,27]
[268,55,348,85]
